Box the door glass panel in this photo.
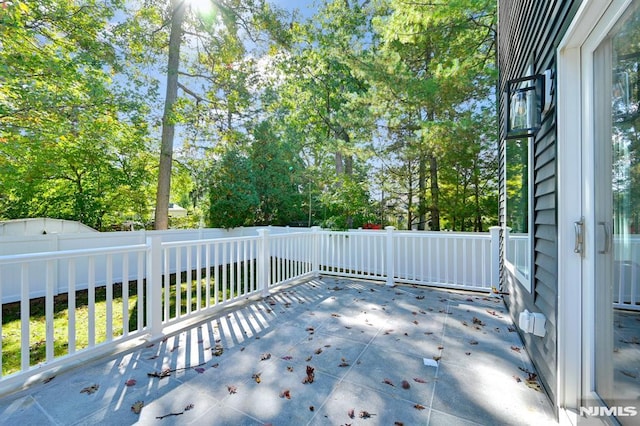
[595,4,640,421]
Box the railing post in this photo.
[146,236,163,339]
[385,226,395,287]
[489,226,501,291]
[311,226,321,277]
[257,229,270,297]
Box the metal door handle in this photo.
[574,219,584,255]
[598,221,611,254]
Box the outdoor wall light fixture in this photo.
[505,69,552,139]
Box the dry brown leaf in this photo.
[280,389,291,399]
[401,380,410,389]
[510,346,521,353]
[227,385,238,394]
[348,408,355,419]
[414,404,426,410]
[131,401,144,414]
[413,377,427,383]
[80,384,99,395]
[260,353,271,361]
[383,378,395,386]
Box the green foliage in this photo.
[0,0,153,230]
[208,149,259,228]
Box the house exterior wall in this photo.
[497,0,582,409]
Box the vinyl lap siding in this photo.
[497,0,582,410]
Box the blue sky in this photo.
[270,0,316,17]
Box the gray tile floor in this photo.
[0,277,557,425]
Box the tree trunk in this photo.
[418,153,427,230]
[154,0,185,230]
[429,154,440,231]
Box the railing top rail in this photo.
[0,244,148,265]
[161,235,259,248]
[320,229,491,239]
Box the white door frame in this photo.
[556,0,631,423]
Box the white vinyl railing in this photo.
[0,226,501,391]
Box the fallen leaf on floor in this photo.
[416,295,425,300]
[306,356,313,361]
[339,357,350,367]
[211,363,219,368]
[43,376,55,384]
[465,352,471,355]
[315,348,323,355]
[282,355,293,360]
[513,375,522,383]
[125,379,137,386]
[131,401,144,414]
[510,346,521,353]
[302,365,315,384]
[279,389,291,399]
[147,368,171,379]
[401,380,410,389]
[384,329,394,335]
[227,385,238,394]
[507,326,517,332]
[472,317,485,326]
[80,384,99,395]
[194,367,206,374]
[260,353,271,361]
[414,404,426,410]
[287,366,294,372]
[413,320,419,325]
[469,339,478,345]
[413,377,427,383]
[147,355,158,360]
[395,422,404,426]
[383,378,395,386]
[466,298,474,302]
[306,327,315,334]
[621,370,638,379]
[331,313,341,317]
[252,372,261,383]
[212,345,224,356]
[360,411,375,418]
[348,408,355,418]
[437,345,444,350]
[486,310,502,317]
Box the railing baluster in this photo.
[205,244,211,307]
[20,264,30,371]
[214,242,220,304]
[88,257,95,347]
[176,248,182,318]
[137,252,144,332]
[122,253,129,337]
[68,260,76,354]
[163,248,170,322]
[106,254,113,342]
[45,260,54,362]
[222,242,228,303]
[186,245,192,315]
[196,243,202,311]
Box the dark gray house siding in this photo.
[497,0,582,409]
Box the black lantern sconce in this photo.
[505,70,552,139]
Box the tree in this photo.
[207,149,259,228]
[0,0,153,229]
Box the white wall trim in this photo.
[556,0,630,418]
